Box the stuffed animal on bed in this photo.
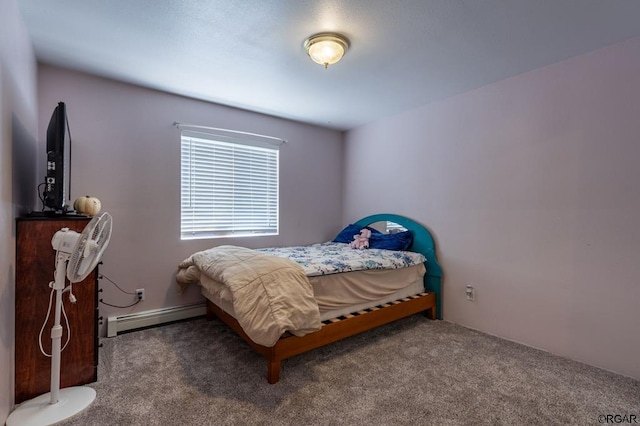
[349,228,371,249]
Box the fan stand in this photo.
[7,252,96,426]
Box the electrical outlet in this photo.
[465,284,475,301]
[136,288,145,301]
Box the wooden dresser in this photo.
[15,216,99,403]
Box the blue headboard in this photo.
[354,213,443,319]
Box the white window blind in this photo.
[180,131,279,239]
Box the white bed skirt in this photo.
[201,264,426,322]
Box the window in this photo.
[180,130,279,240]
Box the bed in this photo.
[176,214,443,383]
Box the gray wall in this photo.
[0,0,39,420]
[343,37,640,379]
[37,65,345,336]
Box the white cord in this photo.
[38,286,72,358]
[38,287,54,357]
[61,293,72,350]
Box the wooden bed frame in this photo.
[205,213,443,383]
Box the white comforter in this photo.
[177,245,321,347]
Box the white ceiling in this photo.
[17,0,640,131]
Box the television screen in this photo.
[43,102,71,212]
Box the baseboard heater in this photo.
[106,302,206,337]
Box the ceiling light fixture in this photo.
[304,33,349,69]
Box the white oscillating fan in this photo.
[8,212,113,426]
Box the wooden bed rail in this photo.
[206,292,436,384]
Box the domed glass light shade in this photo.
[304,33,349,68]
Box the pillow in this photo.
[368,230,413,251]
[332,224,364,243]
[332,224,381,243]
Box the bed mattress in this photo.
[256,242,426,276]
[200,263,426,322]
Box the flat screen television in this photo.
[43,102,72,213]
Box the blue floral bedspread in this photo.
[256,242,426,277]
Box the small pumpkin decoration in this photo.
[74,195,102,216]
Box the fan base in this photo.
[7,387,96,426]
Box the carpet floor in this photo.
[59,316,639,425]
